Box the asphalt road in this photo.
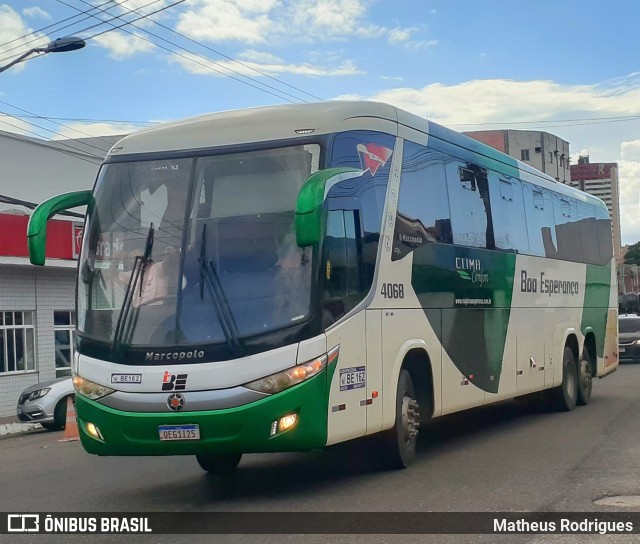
[2,364,640,544]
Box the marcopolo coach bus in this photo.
[27,101,618,471]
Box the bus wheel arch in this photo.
[401,348,434,425]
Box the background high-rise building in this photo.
[569,156,622,263]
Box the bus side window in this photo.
[553,196,585,263]
[488,175,529,253]
[393,142,452,260]
[323,209,364,323]
[523,184,557,258]
[445,160,493,249]
[577,202,601,265]
[595,205,613,265]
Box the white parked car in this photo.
[16,377,74,431]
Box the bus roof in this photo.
[108,101,607,213]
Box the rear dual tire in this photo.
[548,346,578,411]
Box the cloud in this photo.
[170,50,362,77]
[622,140,640,162]
[619,157,640,245]
[336,75,640,244]
[0,5,48,73]
[52,122,141,139]
[22,7,50,19]
[175,0,433,46]
[176,0,280,45]
[92,31,155,59]
[0,114,35,136]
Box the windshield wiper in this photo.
[111,223,154,353]
[198,224,242,353]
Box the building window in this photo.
[0,311,36,374]
[54,310,76,378]
[521,149,530,161]
[549,152,553,163]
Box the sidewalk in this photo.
[0,415,42,438]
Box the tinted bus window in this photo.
[523,183,557,258]
[489,175,529,254]
[553,195,584,262]
[445,159,493,249]
[393,142,452,260]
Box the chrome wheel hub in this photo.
[401,396,420,442]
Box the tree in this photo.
[624,241,640,266]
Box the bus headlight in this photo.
[73,375,115,400]
[245,346,339,395]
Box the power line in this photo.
[0,193,84,218]
[0,113,156,125]
[0,0,184,68]
[0,0,119,59]
[60,0,312,103]
[451,114,640,128]
[0,99,126,149]
[0,109,112,156]
[0,119,103,165]
[75,0,323,102]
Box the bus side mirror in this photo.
[294,168,362,247]
[27,190,93,266]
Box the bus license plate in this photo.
[340,366,366,391]
[158,424,200,441]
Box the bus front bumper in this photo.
[75,372,329,456]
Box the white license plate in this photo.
[340,366,366,391]
[619,347,626,353]
[158,424,200,441]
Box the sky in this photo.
[2,0,640,243]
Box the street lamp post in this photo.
[0,36,86,74]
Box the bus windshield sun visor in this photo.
[197,223,243,356]
[111,223,155,353]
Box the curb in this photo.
[0,421,43,438]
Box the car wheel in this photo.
[547,347,578,411]
[381,369,420,469]
[41,398,68,431]
[195,453,242,474]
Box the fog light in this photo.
[85,421,104,441]
[270,413,299,436]
[278,413,298,433]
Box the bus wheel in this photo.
[382,369,420,469]
[548,347,578,411]
[577,354,593,406]
[195,453,242,474]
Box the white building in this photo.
[0,130,122,418]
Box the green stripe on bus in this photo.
[581,262,612,359]
[411,244,516,393]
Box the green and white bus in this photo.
[28,102,618,471]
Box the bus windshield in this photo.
[77,144,320,352]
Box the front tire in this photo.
[196,453,242,474]
[41,397,69,431]
[382,369,420,469]
[548,346,578,411]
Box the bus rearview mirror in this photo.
[27,190,93,266]
[294,168,363,247]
